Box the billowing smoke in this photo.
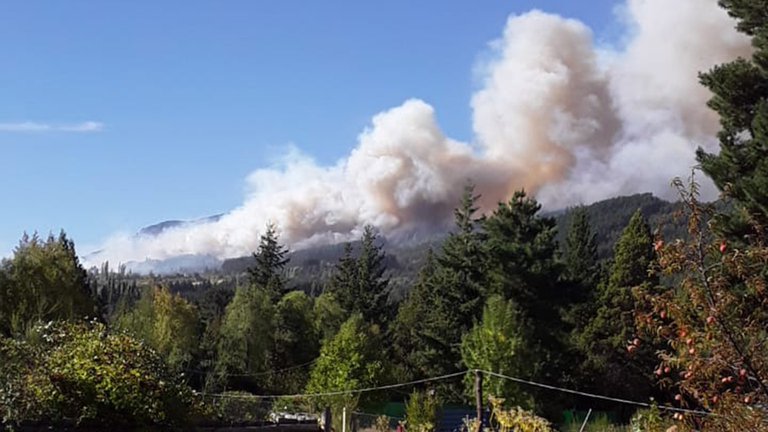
[87,0,752,267]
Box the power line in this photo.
[187,358,318,378]
[199,370,468,400]
[476,370,712,416]
[351,411,404,420]
[199,368,713,417]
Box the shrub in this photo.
[0,320,201,428]
[404,390,439,432]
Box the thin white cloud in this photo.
[0,121,104,133]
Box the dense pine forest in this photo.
[2,0,768,430]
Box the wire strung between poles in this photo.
[199,368,714,417]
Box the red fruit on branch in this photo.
[720,241,727,254]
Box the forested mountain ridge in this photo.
[125,192,685,302]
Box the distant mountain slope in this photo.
[126,193,687,281]
[138,214,224,237]
[217,192,684,298]
[553,192,685,260]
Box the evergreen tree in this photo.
[560,207,604,391]
[355,225,390,325]
[482,190,566,414]
[484,191,562,353]
[391,250,458,380]
[248,223,289,300]
[577,210,657,408]
[696,0,768,238]
[435,182,490,327]
[562,207,600,290]
[391,183,489,398]
[561,207,602,339]
[327,226,390,326]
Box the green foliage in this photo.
[267,291,319,393]
[461,296,532,409]
[560,208,604,391]
[0,232,94,336]
[562,207,600,290]
[248,223,289,300]
[392,184,491,392]
[484,191,561,316]
[436,182,491,331]
[305,314,384,418]
[487,397,554,432]
[629,405,670,432]
[205,392,268,424]
[404,390,439,432]
[483,190,566,405]
[0,320,200,427]
[697,0,768,238]
[327,226,390,327]
[215,285,275,390]
[391,250,450,380]
[313,291,348,342]
[113,286,200,371]
[577,210,657,406]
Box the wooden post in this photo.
[324,407,332,432]
[474,370,483,432]
[579,408,593,432]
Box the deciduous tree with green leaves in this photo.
[461,295,533,409]
[113,285,199,371]
[0,232,94,336]
[304,314,384,427]
[215,285,275,391]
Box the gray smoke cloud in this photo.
[87,0,752,267]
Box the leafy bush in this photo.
[205,392,267,425]
[487,397,553,432]
[404,390,438,432]
[0,320,201,428]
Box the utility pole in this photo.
[323,407,332,432]
[474,370,483,432]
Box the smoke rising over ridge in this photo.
[88,0,752,267]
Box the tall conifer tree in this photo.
[697,0,768,238]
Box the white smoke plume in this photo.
[87,0,753,267]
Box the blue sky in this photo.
[0,1,620,255]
